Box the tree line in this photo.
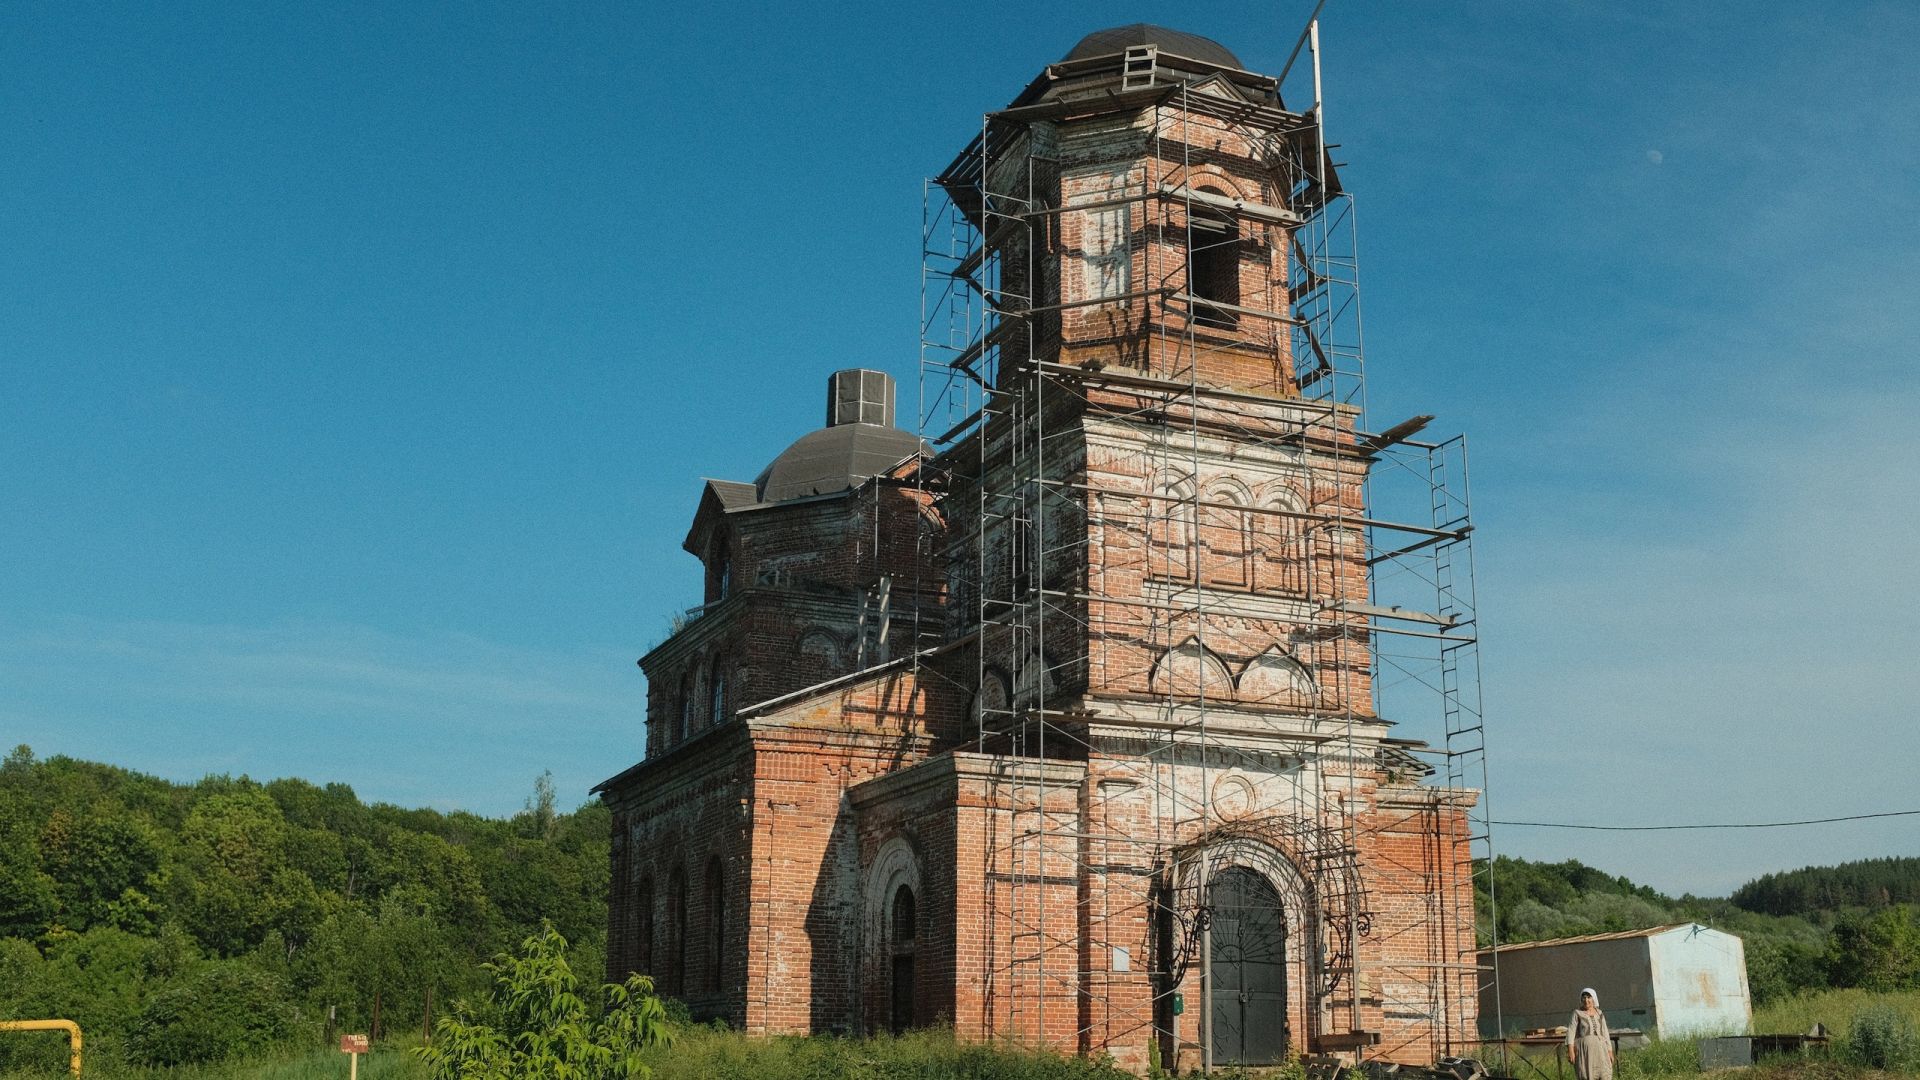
[1477,855,1920,1002]
[0,746,608,1070]
[1732,856,1920,917]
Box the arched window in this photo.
[1258,488,1308,594]
[1202,482,1251,588]
[1148,475,1196,582]
[797,628,842,669]
[678,669,695,742]
[890,883,918,1032]
[705,856,726,993]
[974,667,1012,727]
[708,663,727,728]
[635,875,655,976]
[667,865,688,996]
[707,535,732,603]
[865,836,922,1036]
[1189,188,1240,329]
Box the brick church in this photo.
[598,25,1481,1074]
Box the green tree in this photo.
[174,789,322,954]
[416,925,672,1080]
[125,959,298,1066]
[1826,904,1920,990]
[41,815,165,932]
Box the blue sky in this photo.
[3,1,1916,897]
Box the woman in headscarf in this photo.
[1565,987,1614,1080]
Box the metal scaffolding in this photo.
[916,22,1500,1069]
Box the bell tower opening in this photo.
[1189,191,1241,329]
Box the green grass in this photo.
[0,1028,1129,1080]
[636,1026,1129,1080]
[10,998,1920,1080]
[1757,990,1920,1041]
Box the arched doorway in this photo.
[1210,866,1288,1064]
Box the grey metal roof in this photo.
[753,423,923,504]
[705,479,758,510]
[1062,25,1244,70]
[1487,923,1699,954]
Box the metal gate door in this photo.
[1210,866,1288,1064]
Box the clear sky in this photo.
[3,1,1916,898]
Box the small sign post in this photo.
[340,1033,369,1079]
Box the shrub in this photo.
[1845,1001,1920,1071]
[414,924,673,1080]
[125,960,298,1066]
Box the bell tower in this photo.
[921,24,1486,1070]
[944,23,1328,401]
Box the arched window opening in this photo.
[668,866,688,996]
[677,669,694,742]
[975,668,1012,727]
[1148,475,1196,582]
[705,856,726,993]
[1202,484,1251,588]
[892,883,917,945]
[797,629,842,670]
[707,536,733,604]
[890,883,918,1033]
[635,876,655,977]
[708,664,728,728]
[1259,488,1308,594]
[1189,190,1240,329]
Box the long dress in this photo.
[1567,1009,1613,1080]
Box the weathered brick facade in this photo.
[599,26,1480,1075]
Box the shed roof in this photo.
[1488,923,1700,954]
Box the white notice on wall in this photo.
[1112,946,1131,973]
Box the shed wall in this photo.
[1647,929,1750,1036]
[1478,938,1655,1037]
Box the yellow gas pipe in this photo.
[0,1019,82,1076]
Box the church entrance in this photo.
[1209,866,1288,1064]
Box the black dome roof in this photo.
[753,423,923,504]
[1062,24,1243,69]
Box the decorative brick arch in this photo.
[1150,638,1234,699]
[1256,485,1309,593]
[1201,477,1254,587]
[1160,163,1255,203]
[863,835,923,955]
[1165,815,1373,1051]
[1238,646,1318,707]
[797,627,843,667]
[1147,470,1198,581]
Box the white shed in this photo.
[1477,923,1751,1039]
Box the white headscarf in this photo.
[1581,987,1600,1010]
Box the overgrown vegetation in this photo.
[0,746,607,1072]
[415,925,672,1079]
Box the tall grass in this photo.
[1757,989,1920,1040]
[637,1026,1129,1080]
[0,1044,428,1080]
[0,1028,1128,1080]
